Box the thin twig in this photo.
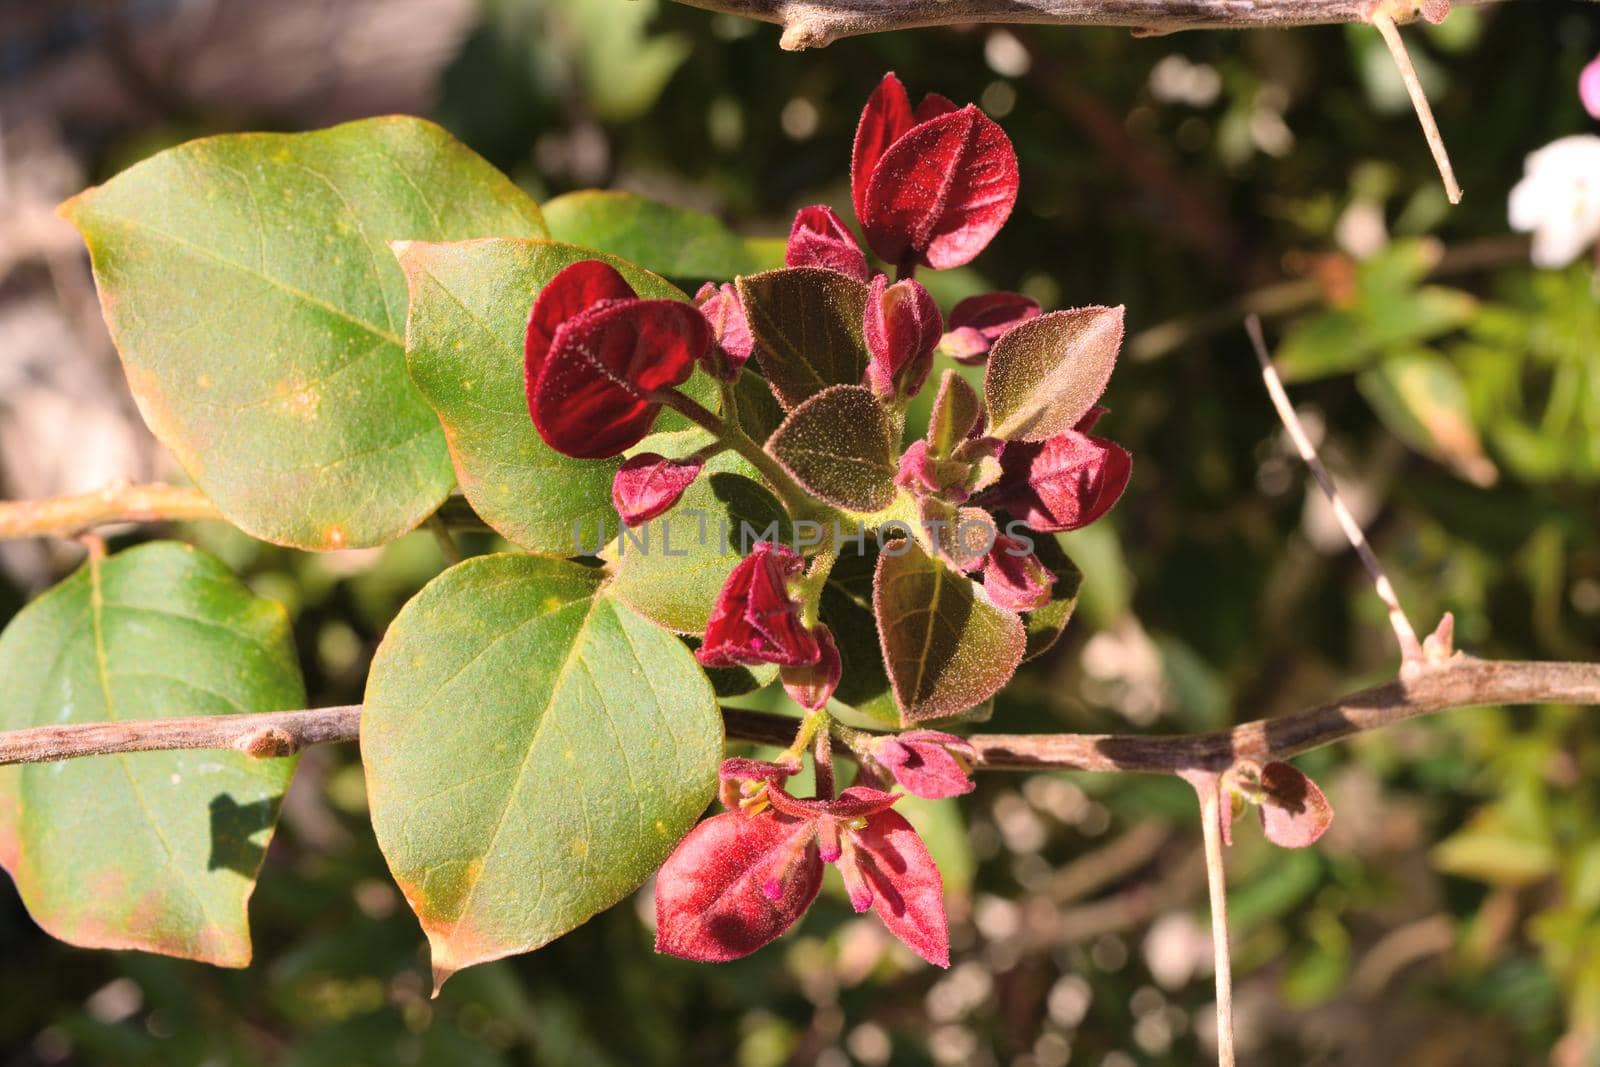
[4,657,1597,769]
[0,483,222,540]
[424,514,463,565]
[1185,771,1235,1067]
[1371,12,1463,205]
[1246,316,1424,664]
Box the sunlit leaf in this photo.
[62,117,548,549]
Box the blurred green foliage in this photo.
[3,0,1600,1064]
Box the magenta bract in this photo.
[654,810,823,962]
[786,205,870,282]
[942,292,1041,364]
[1583,54,1600,121]
[993,413,1132,533]
[656,782,949,966]
[864,273,942,400]
[781,624,841,711]
[612,453,704,526]
[694,281,754,379]
[874,730,978,799]
[696,542,822,668]
[981,534,1055,612]
[859,103,1019,271]
[525,261,707,459]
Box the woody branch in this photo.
[669,0,1504,50]
[2,657,1597,768]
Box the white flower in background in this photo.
[1508,135,1600,268]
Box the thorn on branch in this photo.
[1245,316,1425,666]
[1370,10,1463,204]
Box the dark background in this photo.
[1,0,1598,1063]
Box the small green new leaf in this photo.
[543,190,785,281]
[362,555,723,992]
[927,371,984,457]
[0,542,303,966]
[738,268,871,410]
[874,538,1025,724]
[984,307,1124,442]
[767,385,899,513]
[61,116,548,549]
[396,237,685,552]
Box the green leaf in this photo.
[550,0,691,122]
[395,237,685,553]
[737,268,871,411]
[1358,350,1497,487]
[1021,532,1084,661]
[985,307,1125,442]
[0,542,303,965]
[543,190,785,282]
[927,371,983,458]
[61,116,547,550]
[767,385,899,513]
[362,554,723,991]
[874,538,1024,724]
[610,450,792,634]
[1275,309,1372,381]
[823,544,899,727]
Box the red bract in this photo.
[612,453,703,526]
[696,542,822,668]
[873,730,978,799]
[656,778,949,966]
[1255,762,1334,849]
[993,409,1132,533]
[864,274,942,400]
[694,281,754,380]
[786,205,869,282]
[981,534,1055,612]
[654,810,823,962]
[781,624,841,711]
[941,292,1041,364]
[525,261,707,458]
[853,79,1019,271]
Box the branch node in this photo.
[235,727,299,759]
[779,16,834,50]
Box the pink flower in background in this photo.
[1581,54,1600,120]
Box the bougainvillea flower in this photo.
[980,534,1055,613]
[872,730,978,799]
[864,273,942,400]
[781,624,841,711]
[786,205,870,282]
[696,542,822,668]
[694,281,754,379]
[611,453,704,526]
[851,74,1019,272]
[655,777,949,965]
[940,292,1041,365]
[525,260,708,458]
[718,756,800,812]
[992,408,1132,533]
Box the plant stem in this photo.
[1371,11,1463,205]
[794,545,840,627]
[813,728,836,798]
[7,658,1598,770]
[0,483,221,540]
[1186,771,1236,1067]
[424,514,463,566]
[656,389,822,521]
